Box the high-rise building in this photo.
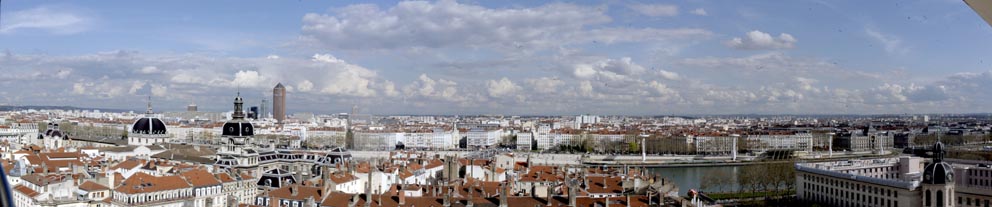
[260,98,267,119]
[249,106,259,119]
[273,83,286,123]
[187,100,197,112]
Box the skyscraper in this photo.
[273,83,286,123]
[260,98,267,119]
[187,100,197,112]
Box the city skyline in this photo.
[2,0,992,115]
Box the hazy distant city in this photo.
[2,0,992,207]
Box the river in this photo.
[647,165,745,195]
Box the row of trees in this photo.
[700,162,797,196]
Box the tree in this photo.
[628,141,640,154]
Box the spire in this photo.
[146,95,153,114]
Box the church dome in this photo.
[132,117,167,135]
[133,96,167,135]
[923,141,953,184]
[43,123,63,137]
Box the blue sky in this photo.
[1,0,990,115]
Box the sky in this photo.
[1,0,991,115]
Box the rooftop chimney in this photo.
[443,186,452,207]
[399,184,407,205]
[499,183,509,207]
[568,180,577,207]
[546,186,553,207]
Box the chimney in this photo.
[583,175,588,190]
[568,181,577,207]
[399,186,407,205]
[605,197,610,207]
[466,183,475,207]
[443,187,452,207]
[546,186,553,207]
[349,193,359,207]
[603,176,608,189]
[626,194,631,207]
[107,172,115,189]
[291,185,298,196]
[499,183,508,207]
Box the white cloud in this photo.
[487,77,521,98]
[231,70,269,88]
[55,69,72,79]
[0,5,93,35]
[0,46,982,114]
[297,80,314,92]
[150,84,168,97]
[72,83,86,95]
[140,66,159,74]
[381,80,400,97]
[865,27,907,54]
[317,64,378,97]
[311,53,345,64]
[128,81,146,95]
[690,8,708,16]
[572,57,646,83]
[402,74,462,102]
[525,77,564,94]
[657,70,680,80]
[299,1,708,52]
[725,30,797,50]
[628,3,679,17]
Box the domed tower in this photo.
[129,97,168,146]
[40,122,64,149]
[215,92,260,174]
[922,141,955,207]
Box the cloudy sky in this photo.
[1,0,991,115]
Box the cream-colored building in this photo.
[796,142,991,207]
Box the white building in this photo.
[516,131,534,151]
[467,128,503,148]
[574,115,599,129]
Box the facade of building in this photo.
[797,141,991,207]
[466,128,502,148]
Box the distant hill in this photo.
[0,105,130,113]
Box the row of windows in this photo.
[801,173,900,207]
[805,191,899,207]
[803,174,899,197]
[968,178,992,188]
[957,195,991,207]
[968,169,991,178]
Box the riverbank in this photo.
[350,149,898,167]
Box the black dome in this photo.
[44,123,63,137]
[132,117,167,135]
[222,121,254,137]
[923,162,953,184]
[923,141,953,184]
